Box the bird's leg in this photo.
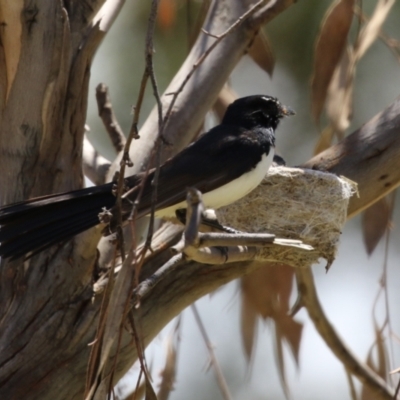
[175,208,187,225]
[273,153,286,166]
[175,208,242,234]
[175,208,240,263]
[201,209,242,234]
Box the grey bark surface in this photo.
[0,1,399,399]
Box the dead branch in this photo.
[295,267,394,400]
[302,96,400,218]
[95,83,126,153]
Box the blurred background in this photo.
[86,1,400,398]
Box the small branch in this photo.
[201,28,219,39]
[88,248,138,398]
[295,267,394,400]
[191,304,232,400]
[83,136,111,185]
[143,0,164,256]
[156,317,181,400]
[96,83,126,153]
[110,0,166,257]
[145,0,163,127]
[133,253,184,305]
[110,1,165,267]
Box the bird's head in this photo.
[222,95,295,131]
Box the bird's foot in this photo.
[215,246,229,263]
[202,209,241,234]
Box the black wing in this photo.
[0,185,115,258]
[128,124,271,216]
[0,125,272,258]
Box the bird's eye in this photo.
[250,110,270,123]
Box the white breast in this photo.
[156,150,274,218]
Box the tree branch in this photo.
[295,267,394,400]
[95,83,126,153]
[302,96,400,218]
[83,136,111,185]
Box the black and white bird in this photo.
[0,95,294,259]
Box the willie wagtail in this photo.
[0,95,294,259]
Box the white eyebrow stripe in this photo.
[261,96,278,104]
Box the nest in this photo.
[217,167,357,267]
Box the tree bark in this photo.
[302,96,400,218]
[0,1,399,399]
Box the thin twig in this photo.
[128,310,156,397]
[345,368,358,400]
[157,316,182,400]
[85,246,119,399]
[114,43,150,261]
[380,192,396,378]
[139,0,164,258]
[146,0,163,127]
[191,304,232,400]
[295,266,394,399]
[128,0,164,282]
[106,247,139,395]
[133,253,184,306]
[96,83,126,153]
[132,368,143,400]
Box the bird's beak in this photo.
[280,105,296,117]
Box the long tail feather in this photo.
[0,184,115,259]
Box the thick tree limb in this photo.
[302,96,400,218]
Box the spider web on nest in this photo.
[217,166,357,267]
